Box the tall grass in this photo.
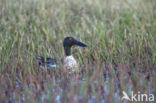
[0,0,156,102]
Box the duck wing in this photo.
[36,56,57,69]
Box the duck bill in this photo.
[75,40,88,47]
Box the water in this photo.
[2,67,156,103]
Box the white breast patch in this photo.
[64,55,79,72]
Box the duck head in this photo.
[63,36,87,56]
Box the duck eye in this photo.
[69,38,72,40]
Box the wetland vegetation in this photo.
[0,0,156,102]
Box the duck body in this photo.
[36,55,79,73]
[36,36,87,73]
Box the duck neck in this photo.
[64,46,71,56]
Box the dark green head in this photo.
[63,36,87,56]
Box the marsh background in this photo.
[0,0,156,102]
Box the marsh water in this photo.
[3,66,155,103]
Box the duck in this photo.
[36,36,87,73]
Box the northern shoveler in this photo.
[36,36,87,73]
